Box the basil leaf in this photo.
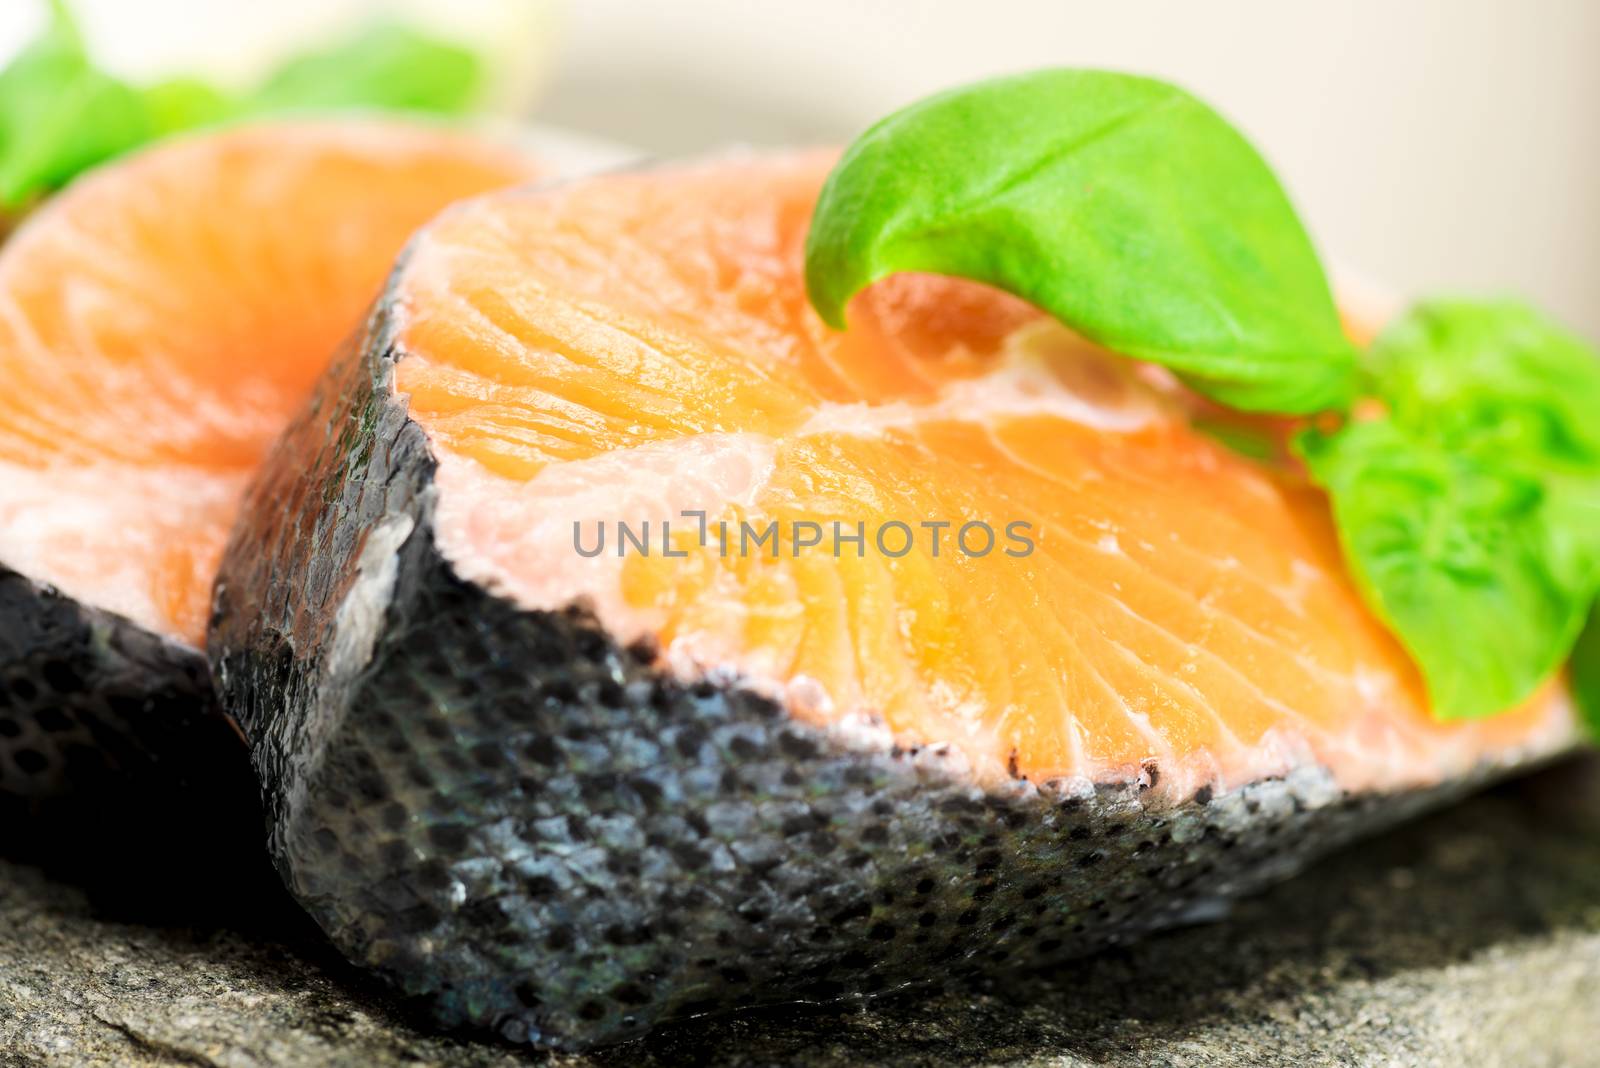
[1299,418,1600,720]
[0,0,152,210]
[805,69,1357,414]
[1300,300,1600,721]
[0,5,486,213]
[1369,298,1600,474]
[1574,603,1600,739]
[247,23,482,116]
[143,78,233,136]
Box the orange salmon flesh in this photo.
[380,151,1574,800]
[0,121,542,646]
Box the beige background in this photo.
[3,0,1597,339]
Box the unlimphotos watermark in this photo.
[574,511,1035,559]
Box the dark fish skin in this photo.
[209,292,1500,1052]
[0,563,244,811]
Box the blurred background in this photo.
[2,0,1596,339]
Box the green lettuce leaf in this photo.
[1300,418,1600,719]
[142,78,233,136]
[0,4,486,212]
[246,23,482,116]
[804,69,1357,414]
[1300,300,1600,720]
[1369,299,1600,474]
[0,0,151,209]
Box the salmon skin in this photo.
[207,154,1575,1049]
[0,121,542,814]
[0,566,219,812]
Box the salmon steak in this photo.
[207,152,1579,1049]
[0,121,540,810]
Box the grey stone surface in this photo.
[3,755,1600,1068]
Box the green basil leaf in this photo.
[1574,603,1600,739]
[1368,298,1600,475]
[0,4,490,213]
[1301,298,1600,721]
[142,78,234,136]
[247,23,482,116]
[1299,418,1600,719]
[0,0,152,209]
[805,68,1357,414]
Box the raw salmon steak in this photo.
[209,152,1578,1049]
[0,121,541,810]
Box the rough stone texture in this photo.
[3,753,1598,1067]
